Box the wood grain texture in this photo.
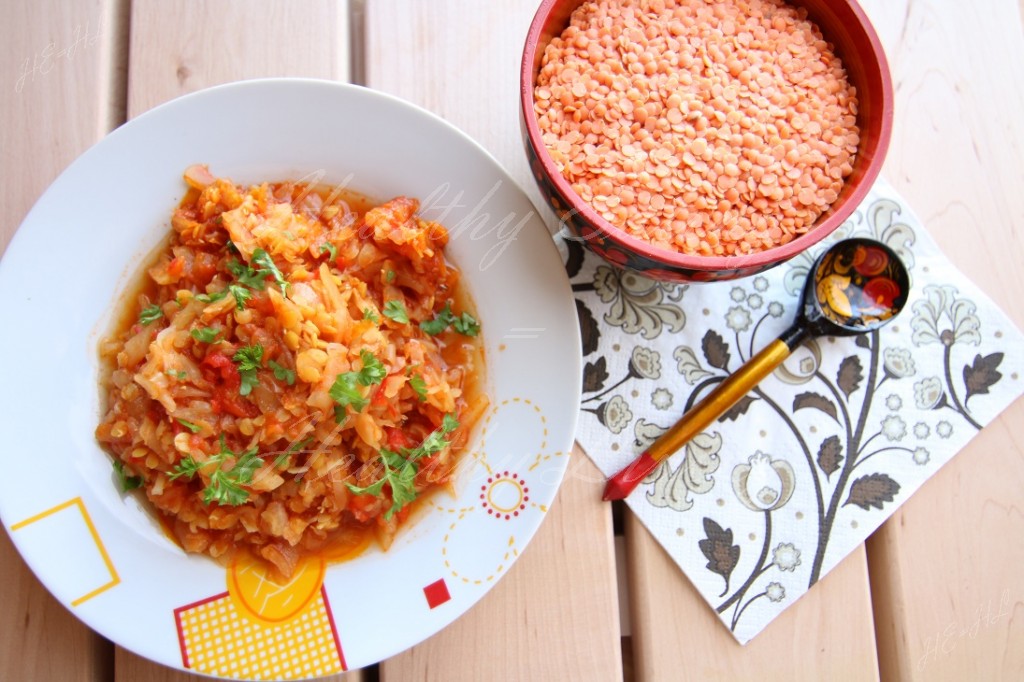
[859,1,1024,680]
[364,0,553,233]
[365,2,621,679]
[365,3,621,678]
[626,515,879,681]
[117,1,360,680]
[0,1,125,680]
[380,448,621,681]
[126,0,349,118]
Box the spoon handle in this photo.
[602,338,794,501]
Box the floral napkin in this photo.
[565,177,1024,644]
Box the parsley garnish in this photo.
[420,303,480,337]
[355,349,387,384]
[385,269,396,283]
[273,437,312,469]
[383,300,410,324]
[328,350,386,421]
[113,460,143,492]
[226,249,288,295]
[269,360,296,386]
[320,243,338,261]
[362,307,380,323]
[228,258,267,290]
[232,343,264,396]
[345,414,459,519]
[409,373,428,402]
[166,369,188,380]
[169,435,262,506]
[252,249,289,295]
[196,285,250,311]
[139,304,164,325]
[196,290,228,304]
[228,284,252,311]
[330,374,367,415]
[452,312,481,336]
[176,418,201,433]
[190,326,222,344]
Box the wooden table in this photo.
[2,1,1021,680]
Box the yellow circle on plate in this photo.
[227,553,326,625]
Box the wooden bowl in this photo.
[520,0,893,283]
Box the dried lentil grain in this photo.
[534,0,860,256]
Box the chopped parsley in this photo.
[139,304,164,325]
[269,360,296,386]
[345,414,459,519]
[226,249,289,296]
[382,300,409,324]
[169,435,262,506]
[328,350,386,420]
[196,289,228,304]
[409,373,428,402]
[320,242,338,261]
[228,258,269,290]
[195,284,250,311]
[385,269,396,283]
[362,307,380,323]
[190,326,223,344]
[227,284,252,311]
[452,312,481,336]
[330,375,367,415]
[166,369,188,380]
[273,437,313,469]
[232,343,264,396]
[355,349,387,384]
[113,460,143,492]
[176,418,202,434]
[252,249,289,295]
[420,302,480,337]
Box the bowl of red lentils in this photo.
[521,0,893,282]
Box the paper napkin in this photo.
[567,177,1024,643]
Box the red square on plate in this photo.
[423,579,451,609]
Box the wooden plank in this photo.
[126,0,350,118]
[859,1,1024,680]
[364,3,622,678]
[364,0,552,231]
[626,516,879,681]
[365,2,622,678]
[381,449,621,681]
[0,1,126,680]
[118,1,360,680]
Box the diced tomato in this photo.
[167,256,185,279]
[417,454,450,485]
[202,352,239,388]
[212,388,259,418]
[347,494,378,523]
[248,290,276,316]
[201,352,258,417]
[190,251,219,284]
[385,427,411,450]
[371,387,389,408]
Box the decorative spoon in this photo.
[602,237,911,501]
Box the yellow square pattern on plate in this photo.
[176,589,344,680]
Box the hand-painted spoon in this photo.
[602,237,911,501]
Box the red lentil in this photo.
[534,0,860,257]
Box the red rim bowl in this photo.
[520,0,894,282]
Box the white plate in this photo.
[0,79,580,679]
